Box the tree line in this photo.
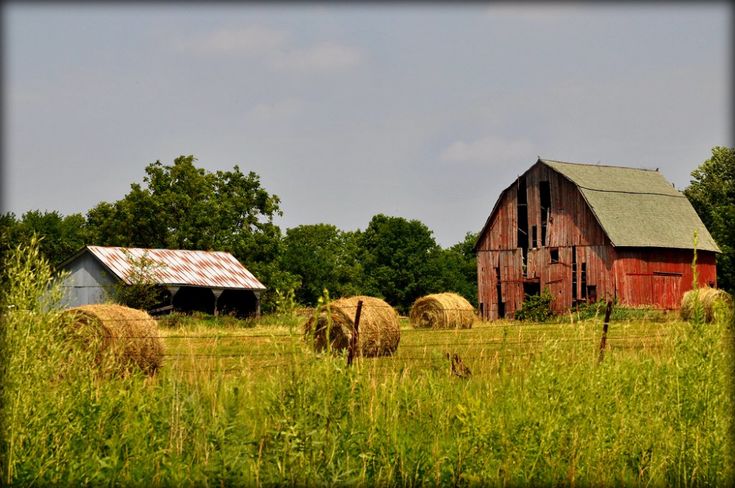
[0,156,476,313]
[2,147,733,313]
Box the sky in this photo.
[3,3,731,247]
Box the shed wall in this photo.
[60,253,117,307]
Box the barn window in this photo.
[580,263,587,299]
[531,225,538,248]
[550,248,559,263]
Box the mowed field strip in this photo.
[157,317,682,378]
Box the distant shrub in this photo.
[514,288,554,322]
[574,298,667,322]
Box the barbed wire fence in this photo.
[48,300,732,376]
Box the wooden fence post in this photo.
[598,300,613,363]
[347,300,363,366]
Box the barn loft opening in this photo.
[517,176,529,275]
[540,181,551,246]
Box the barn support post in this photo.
[597,300,613,363]
[212,288,224,316]
[347,300,363,367]
[167,286,179,310]
[253,291,261,317]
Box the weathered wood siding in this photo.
[477,162,614,320]
[476,161,714,320]
[613,249,717,309]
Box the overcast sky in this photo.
[3,3,731,247]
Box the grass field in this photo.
[2,245,733,486]
[5,309,734,486]
[158,312,684,381]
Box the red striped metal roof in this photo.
[87,246,266,290]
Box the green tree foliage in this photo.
[84,155,296,310]
[433,232,479,307]
[359,214,444,313]
[279,224,363,305]
[0,210,87,268]
[86,155,282,256]
[684,146,735,293]
[110,251,167,311]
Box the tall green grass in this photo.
[1,239,733,486]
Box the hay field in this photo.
[7,302,734,486]
[158,315,681,380]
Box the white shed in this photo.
[58,246,266,316]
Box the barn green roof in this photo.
[540,159,720,252]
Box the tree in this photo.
[433,232,479,307]
[0,210,87,268]
[684,146,735,293]
[359,214,443,313]
[85,155,289,311]
[279,224,363,305]
[110,251,167,311]
[86,155,282,256]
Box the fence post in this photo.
[347,300,363,366]
[598,300,613,363]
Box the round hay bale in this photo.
[303,296,400,357]
[680,287,734,323]
[61,304,164,376]
[409,292,475,329]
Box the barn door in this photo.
[653,273,682,309]
[623,274,652,307]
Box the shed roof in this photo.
[539,159,719,252]
[72,246,266,290]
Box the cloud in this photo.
[485,5,578,23]
[178,27,362,73]
[270,42,362,72]
[246,98,304,121]
[179,26,287,55]
[441,136,536,164]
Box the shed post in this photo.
[253,291,262,318]
[212,288,224,316]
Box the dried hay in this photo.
[303,296,400,357]
[61,304,164,376]
[409,292,475,329]
[680,287,734,324]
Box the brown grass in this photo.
[409,292,475,329]
[61,304,164,376]
[680,287,734,324]
[303,296,400,357]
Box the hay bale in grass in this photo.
[303,296,400,357]
[680,287,734,323]
[409,292,475,329]
[61,304,163,375]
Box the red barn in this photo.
[475,158,719,320]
